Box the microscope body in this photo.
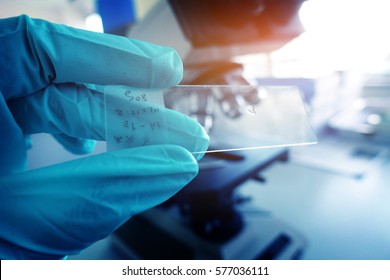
[115,0,308,260]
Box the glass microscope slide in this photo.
[105,85,317,154]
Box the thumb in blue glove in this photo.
[0,145,198,259]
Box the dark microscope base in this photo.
[114,148,306,259]
[114,207,306,260]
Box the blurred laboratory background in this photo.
[2,0,390,260]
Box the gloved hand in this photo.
[0,15,209,259]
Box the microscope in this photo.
[113,0,308,259]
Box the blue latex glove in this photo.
[0,15,209,259]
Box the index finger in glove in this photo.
[7,83,210,159]
[0,15,183,100]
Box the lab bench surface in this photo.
[238,139,390,260]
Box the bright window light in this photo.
[272,0,390,74]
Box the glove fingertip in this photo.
[146,46,183,88]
